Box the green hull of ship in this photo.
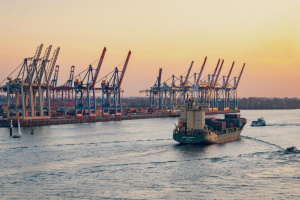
[173,132,206,144]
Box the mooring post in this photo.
[9,119,12,136]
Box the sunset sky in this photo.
[1,0,300,97]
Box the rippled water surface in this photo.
[1,110,300,199]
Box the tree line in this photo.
[238,97,300,109]
[1,94,300,109]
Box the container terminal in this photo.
[0,44,245,127]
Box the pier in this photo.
[0,113,178,127]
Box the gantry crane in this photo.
[148,68,162,110]
[7,44,44,118]
[226,63,245,110]
[101,51,131,116]
[221,61,235,111]
[192,56,207,103]
[51,66,59,89]
[140,57,245,114]
[182,61,194,101]
[205,59,220,110]
[63,65,75,106]
[36,46,60,117]
[74,47,106,117]
[5,44,60,119]
[210,59,224,111]
[51,65,76,108]
[50,65,59,107]
[139,68,163,110]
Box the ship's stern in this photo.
[173,130,206,144]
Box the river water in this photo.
[1,110,300,199]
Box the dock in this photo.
[0,109,240,127]
[0,113,179,127]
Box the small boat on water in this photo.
[251,117,266,126]
[286,146,297,152]
[12,119,22,138]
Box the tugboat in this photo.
[251,117,266,126]
[173,99,247,144]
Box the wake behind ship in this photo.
[173,100,247,144]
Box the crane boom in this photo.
[196,56,207,86]
[51,65,59,88]
[158,68,162,89]
[224,61,235,88]
[27,44,44,74]
[25,44,43,83]
[37,45,52,84]
[90,47,106,89]
[235,63,245,89]
[116,51,131,89]
[33,45,52,84]
[65,66,75,87]
[209,59,220,88]
[213,59,224,87]
[183,61,194,86]
[46,47,60,84]
[35,44,44,60]
[16,44,43,82]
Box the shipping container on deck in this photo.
[226,123,234,128]
[225,114,240,120]
[205,117,216,127]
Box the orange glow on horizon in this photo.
[1,0,300,97]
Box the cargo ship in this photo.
[173,99,247,144]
